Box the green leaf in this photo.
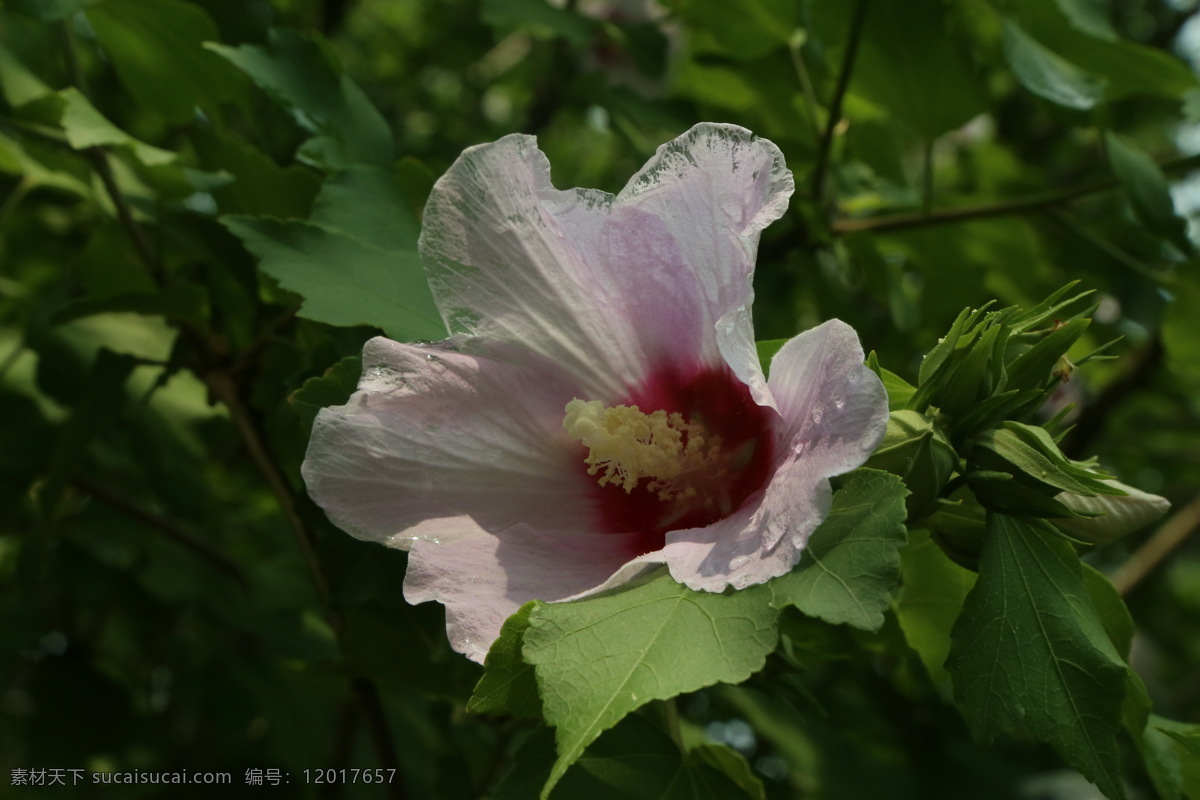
[481,0,598,46]
[523,573,778,798]
[769,469,908,631]
[7,0,88,21]
[880,370,917,411]
[1105,132,1194,255]
[1145,717,1200,800]
[58,88,176,166]
[207,29,393,169]
[190,129,321,218]
[86,0,246,123]
[222,166,446,341]
[826,0,985,137]
[40,349,138,518]
[1162,729,1200,759]
[493,717,761,800]
[1008,0,1197,100]
[686,0,794,60]
[51,285,207,328]
[1002,20,1106,110]
[1080,564,1133,661]
[896,530,977,685]
[289,356,361,434]
[946,513,1128,800]
[467,602,542,719]
[754,338,787,377]
[0,44,54,107]
[1163,272,1200,382]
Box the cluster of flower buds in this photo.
[866,284,1168,567]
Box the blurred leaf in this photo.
[6,0,88,21]
[207,29,393,169]
[523,573,778,798]
[1002,20,1106,111]
[1105,132,1194,255]
[1008,0,1197,100]
[824,0,985,137]
[0,44,53,107]
[59,88,177,166]
[1163,272,1200,382]
[947,513,1128,800]
[87,0,246,123]
[754,338,786,377]
[222,166,445,341]
[467,602,541,719]
[289,355,361,434]
[896,530,976,685]
[769,469,909,631]
[52,284,207,327]
[482,0,597,45]
[0,132,90,194]
[1145,717,1200,800]
[685,0,793,60]
[39,348,137,517]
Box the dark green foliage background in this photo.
[2,0,1199,797]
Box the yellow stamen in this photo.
[562,398,723,500]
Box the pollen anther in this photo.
[563,398,723,500]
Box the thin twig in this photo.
[353,678,409,800]
[58,22,165,285]
[72,475,249,588]
[204,369,334,616]
[1112,493,1200,597]
[833,152,1200,234]
[788,34,823,146]
[810,0,871,205]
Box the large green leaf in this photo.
[87,0,246,123]
[768,469,909,631]
[523,574,778,798]
[1105,131,1194,255]
[895,530,976,685]
[1002,20,1106,111]
[947,513,1128,799]
[207,29,393,170]
[816,0,984,137]
[222,166,445,341]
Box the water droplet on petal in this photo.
[729,555,752,570]
[810,406,824,424]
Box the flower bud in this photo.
[865,410,957,522]
[1052,479,1170,545]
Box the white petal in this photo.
[419,122,793,401]
[302,337,591,548]
[767,319,889,478]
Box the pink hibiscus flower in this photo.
[302,123,888,662]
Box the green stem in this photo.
[810,0,871,206]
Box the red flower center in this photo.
[566,364,775,556]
